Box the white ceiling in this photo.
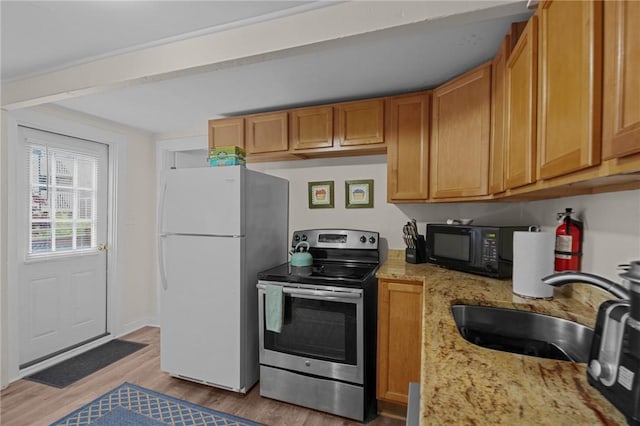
[1,1,533,137]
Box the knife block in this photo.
[405,235,426,264]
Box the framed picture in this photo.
[308,181,334,209]
[345,179,374,208]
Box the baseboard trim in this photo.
[118,317,157,338]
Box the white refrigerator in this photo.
[158,166,288,393]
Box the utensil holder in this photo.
[406,235,426,264]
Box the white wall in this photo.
[250,157,640,281]
[525,192,640,281]
[120,130,157,329]
[2,105,156,383]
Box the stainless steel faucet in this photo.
[542,271,630,299]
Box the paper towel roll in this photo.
[512,231,555,299]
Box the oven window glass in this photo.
[263,295,357,365]
[434,233,470,261]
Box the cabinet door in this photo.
[208,118,244,150]
[245,112,288,154]
[489,35,510,194]
[377,279,423,405]
[431,63,491,198]
[602,0,640,159]
[505,16,538,190]
[336,99,384,147]
[386,93,430,202]
[537,0,602,179]
[290,106,334,150]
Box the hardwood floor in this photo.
[0,327,405,426]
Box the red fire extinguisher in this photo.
[554,208,583,272]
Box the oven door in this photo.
[257,281,363,384]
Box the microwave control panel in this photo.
[482,232,498,264]
[480,231,499,267]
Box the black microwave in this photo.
[425,224,530,278]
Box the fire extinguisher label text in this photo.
[555,235,572,259]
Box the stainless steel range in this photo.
[257,229,379,422]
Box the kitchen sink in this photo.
[451,304,594,363]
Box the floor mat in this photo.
[49,382,261,426]
[25,339,147,388]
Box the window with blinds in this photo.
[27,144,99,255]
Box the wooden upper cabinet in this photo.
[537,0,602,179]
[290,106,334,151]
[386,92,431,202]
[336,99,385,147]
[602,0,640,160]
[505,16,538,190]
[508,21,528,54]
[489,35,510,194]
[245,112,288,154]
[377,279,423,405]
[430,62,491,199]
[208,118,244,150]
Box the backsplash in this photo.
[249,156,640,282]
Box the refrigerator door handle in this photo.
[158,181,169,290]
[158,180,168,235]
[159,234,168,290]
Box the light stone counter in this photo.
[377,255,626,425]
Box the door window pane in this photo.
[55,222,73,251]
[31,222,52,253]
[27,144,100,255]
[31,186,50,219]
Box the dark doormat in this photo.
[25,339,147,388]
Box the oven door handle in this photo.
[257,284,362,299]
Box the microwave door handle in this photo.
[470,229,481,266]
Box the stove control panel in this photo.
[292,229,379,250]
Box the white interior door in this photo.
[18,126,109,367]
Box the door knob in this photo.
[98,244,109,251]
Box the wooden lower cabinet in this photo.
[377,279,423,405]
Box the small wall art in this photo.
[345,179,374,208]
[308,181,334,209]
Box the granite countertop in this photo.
[377,254,626,425]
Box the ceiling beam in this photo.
[1,1,523,110]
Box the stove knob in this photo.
[294,235,300,242]
[360,235,366,243]
[301,234,307,241]
[369,236,376,244]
